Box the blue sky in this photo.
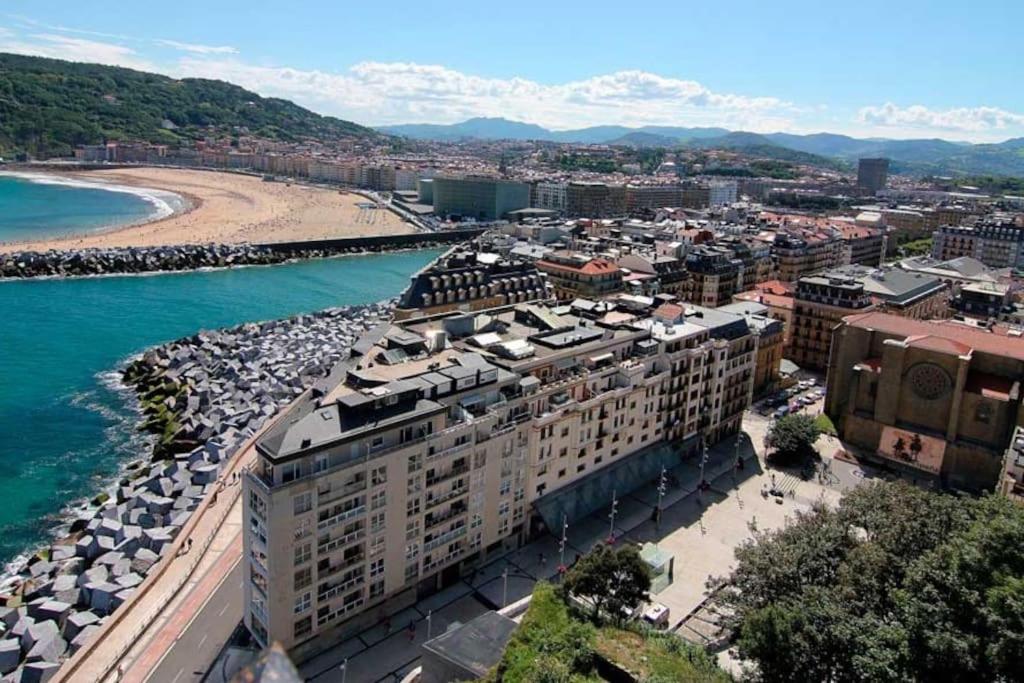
[2,0,1023,141]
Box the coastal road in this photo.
[138,540,245,683]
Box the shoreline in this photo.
[0,170,197,244]
[0,166,416,254]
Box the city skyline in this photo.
[2,0,1023,143]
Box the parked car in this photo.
[773,406,789,418]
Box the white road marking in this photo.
[218,603,230,617]
[198,634,208,649]
[171,667,185,683]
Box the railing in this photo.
[317,529,365,555]
[426,440,472,462]
[316,479,367,506]
[426,464,470,487]
[424,505,467,531]
[423,525,467,552]
[317,596,365,627]
[316,504,366,532]
[422,544,466,573]
[318,553,366,582]
[317,574,365,603]
[424,483,469,510]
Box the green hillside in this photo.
[0,53,377,158]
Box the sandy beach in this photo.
[1,167,415,253]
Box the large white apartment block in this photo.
[242,298,757,654]
[531,182,568,213]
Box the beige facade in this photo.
[242,301,757,655]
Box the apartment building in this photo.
[931,221,1024,269]
[565,182,627,218]
[394,248,549,320]
[242,300,757,653]
[717,235,775,290]
[836,224,886,267]
[856,158,889,194]
[732,280,796,348]
[708,181,738,207]
[826,312,1024,491]
[770,231,847,282]
[790,266,949,370]
[615,253,688,299]
[536,251,624,301]
[681,246,741,308]
[530,182,568,214]
[433,177,531,221]
[625,186,685,212]
[719,302,785,396]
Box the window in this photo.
[294,591,311,614]
[371,466,388,486]
[406,542,420,560]
[500,479,511,495]
[470,513,483,529]
[294,567,312,591]
[314,454,329,474]
[405,563,419,581]
[976,402,992,424]
[408,453,422,473]
[294,616,312,639]
[407,475,422,495]
[370,558,385,578]
[371,490,387,511]
[406,519,421,541]
[371,534,386,557]
[293,518,311,541]
[407,497,421,516]
[293,492,312,516]
[294,543,311,565]
[371,511,386,533]
[498,501,511,517]
[369,579,385,599]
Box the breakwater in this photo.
[0,300,393,677]
[0,229,485,279]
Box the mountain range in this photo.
[0,53,378,158]
[379,117,1024,178]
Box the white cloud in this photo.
[172,58,793,131]
[857,102,1024,133]
[0,32,156,71]
[156,39,238,55]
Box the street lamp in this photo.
[608,490,618,543]
[426,610,432,640]
[339,658,347,683]
[558,513,569,574]
[698,436,708,501]
[501,567,509,607]
[656,465,667,528]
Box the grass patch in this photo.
[485,583,730,682]
[814,413,837,436]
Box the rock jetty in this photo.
[0,238,456,279]
[0,299,394,677]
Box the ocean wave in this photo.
[0,169,188,225]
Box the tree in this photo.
[765,413,821,466]
[719,482,1024,682]
[563,543,651,623]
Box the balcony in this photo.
[424,503,467,531]
[317,595,365,628]
[424,525,467,552]
[425,482,469,511]
[318,574,365,603]
[422,542,467,573]
[317,528,365,555]
[317,478,367,506]
[426,463,470,488]
[318,552,366,581]
[427,440,473,462]
[317,504,366,532]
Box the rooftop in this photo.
[843,311,1024,362]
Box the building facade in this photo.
[433,177,531,221]
[536,252,624,301]
[565,182,627,218]
[242,300,757,653]
[825,312,1024,491]
[856,158,889,194]
[931,221,1024,269]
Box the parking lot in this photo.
[755,375,826,420]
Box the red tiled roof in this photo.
[843,311,1024,362]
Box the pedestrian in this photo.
[407,621,416,641]
[538,552,546,567]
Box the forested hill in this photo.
[0,53,377,158]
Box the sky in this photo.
[2,0,1023,142]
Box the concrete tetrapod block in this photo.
[20,661,61,683]
[0,607,17,631]
[24,627,66,664]
[111,589,134,612]
[129,548,159,575]
[86,583,121,616]
[68,624,100,655]
[49,576,78,606]
[19,620,58,655]
[190,464,220,486]
[31,603,70,630]
[0,639,20,675]
[61,609,99,642]
[75,566,108,589]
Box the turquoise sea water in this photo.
[0,251,441,566]
[0,173,182,243]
